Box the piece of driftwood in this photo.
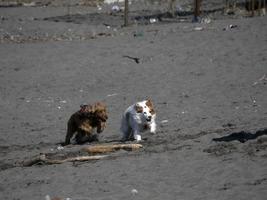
[82,143,143,154]
[23,154,107,167]
[22,144,142,167]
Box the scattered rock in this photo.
[161,120,169,124]
[223,24,238,31]
[149,18,157,23]
[193,27,204,31]
[111,5,120,13]
[131,188,138,195]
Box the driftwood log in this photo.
[22,143,143,167]
[82,143,143,154]
[23,154,107,167]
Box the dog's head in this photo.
[135,99,156,122]
[79,102,108,133]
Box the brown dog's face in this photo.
[93,102,108,133]
[94,104,108,122]
[78,102,108,134]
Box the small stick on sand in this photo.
[123,55,140,63]
[22,154,107,166]
[82,143,143,154]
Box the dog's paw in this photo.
[134,134,142,141]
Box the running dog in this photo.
[64,102,108,145]
[120,99,156,141]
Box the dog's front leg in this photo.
[133,129,142,141]
[65,123,75,145]
[150,122,156,134]
[129,115,142,141]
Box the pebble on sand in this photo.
[131,188,138,195]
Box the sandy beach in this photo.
[0,1,267,199]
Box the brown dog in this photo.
[64,102,108,145]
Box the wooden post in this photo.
[124,0,129,26]
[248,0,251,13]
[225,0,229,10]
[168,0,175,17]
[252,0,255,16]
[67,0,71,16]
[194,0,201,20]
[258,0,262,14]
[224,0,229,14]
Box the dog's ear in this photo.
[146,99,156,114]
[94,102,108,121]
[135,104,143,113]
[79,104,95,114]
[145,99,154,108]
[79,104,87,113]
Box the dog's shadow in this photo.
[213,128,267,143]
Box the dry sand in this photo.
[0,1,267,199]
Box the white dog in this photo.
[120,99,156,141]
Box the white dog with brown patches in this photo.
[120,99,156,141]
